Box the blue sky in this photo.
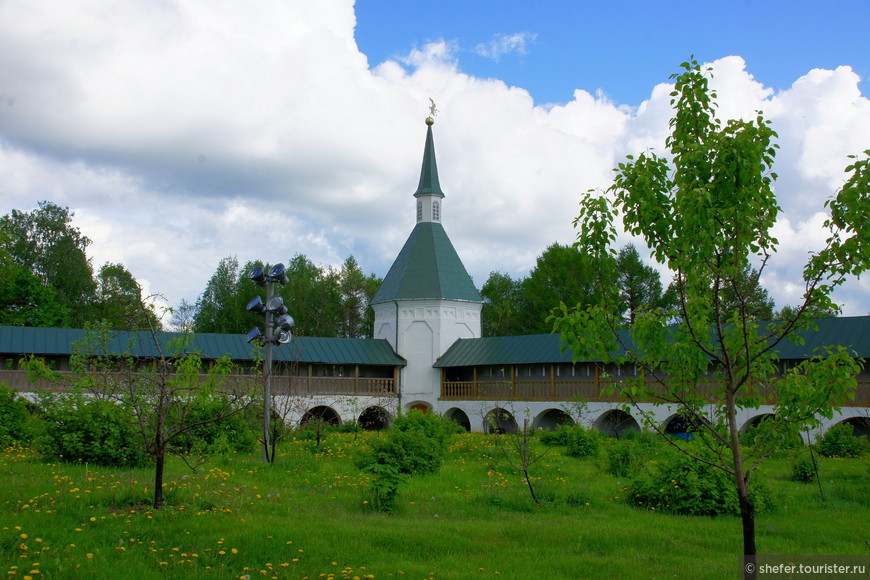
[355,0,870,106]
[0,0,868,319]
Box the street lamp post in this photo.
[246,263,293,464]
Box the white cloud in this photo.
[0,1,867,319]
[473,32,538,61]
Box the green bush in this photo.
[0,384,34,445]
[173,397,258,455]
[565,425,600,459]
[539,424,574,447]
[37,396,147,468]
[357,410,458,476]
[605,441,641,478]
[627,452,773,516]
[790,454,818,483]
[817,423,869,458]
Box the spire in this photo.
[413,116,445,198]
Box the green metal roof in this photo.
[434,316,870,367]
[413,122,444,198]
[371,222,482,303]
[0,326,406,367]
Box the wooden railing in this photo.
[1,370,397,398]
[442,377,870,407]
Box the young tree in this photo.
[552,58,867,565]
[70,321,258,509]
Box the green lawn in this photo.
[1,433,868,580]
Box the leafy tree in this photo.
[480,271,523,337]
[193,255,253,334]
[0,240,68,326]
[336,256,381,338]
[717,264,775,321]
[518,243,615,334]
[552,58,868,564]
[94,262,160,330]
[278,254,342,337]
[0,201,97,326]
[614,243,669,324]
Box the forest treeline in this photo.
[2,201,814,339]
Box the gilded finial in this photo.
[426,98,438,125]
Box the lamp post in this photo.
[246,263,294,464]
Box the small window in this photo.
[417,200,423,222]
[433,200,441,221]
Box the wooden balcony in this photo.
[1,370,397,398]
[441,375,870,407]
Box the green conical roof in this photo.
[372,222,481,303]
[413,122,444,198]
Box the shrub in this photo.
[358,410,458,476]
[0,384,34,445]
[539,424,574,447]
[627,452,773,516]
[173,397,258,455]
[37,396,148,467]
[790,454,818,483]
[565,425,600,459]
[817,423,869,458]
[605,441,641,478]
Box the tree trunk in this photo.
[153,449,165,510]
[739,481,756,579]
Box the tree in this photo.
[69,322,258,509]
[0,201,97,326]
[336,256,381,338]
[193,255,255,334]
[517,243,616,334]
[0,240,68,327]
[552,58,867,567]
[716,264,775,321]
[94,262,160,330]
[480,271,523,337]
[614,243,669,324]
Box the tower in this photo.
[372,114,482,411]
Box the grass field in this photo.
[1,431,868,580]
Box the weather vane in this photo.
[428,98,439,118]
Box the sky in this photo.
[1,0,868,323]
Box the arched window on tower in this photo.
[433,200,441,221]
[417,200,423,222]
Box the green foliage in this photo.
[0,201,97,327]
[605,440,642,478]
[358,410,457,476]
[0,384,35,444]
[36,396,148,467]
[552,57,868,556]
[627,453,773,517]
[817,423,869,458]
[94,262,160,330]
[790,454,818,483]
[173,396,258,456]
[362,461,408,513]
[538,424,574,447]
[564,425,600,459]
